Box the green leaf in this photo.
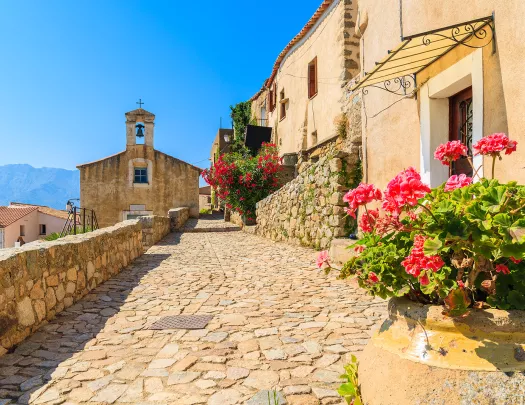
[443,288,471,317]
[337,383,356,397]
[510,219,525,243]
[493,213,513,228]
[423,236,443,255]
[508,290,525,310]
[501,243,525,259]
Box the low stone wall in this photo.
[255,151,355,249]
[0,216,170,355]
[169,207,190,231]
[139,215,171,248]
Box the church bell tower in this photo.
[125,101,155,148]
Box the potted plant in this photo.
[202,143,282,226]
[318,134,525,404]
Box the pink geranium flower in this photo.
[368,272,379,283]
[402,235,445,281]
[444,174,473,192]
[434,141,468,166]
[343,183,382,219]
[473,133,518,157]
[382,167,430,215]
[316,250,330,269]
[495,264,510,275]
[354,245,365,253]
[359,209,379,233]
[510,257,522,264]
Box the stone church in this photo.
[77,107,200,228]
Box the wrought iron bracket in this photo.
[363,74,416,97]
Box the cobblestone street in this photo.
[0,218,386,405]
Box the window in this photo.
[39,224,46,235]
[134,167,148,184]
[280,89,286,120]
[308,57,318,98]
[0,229,4,249]
[20,225,25,236]
[449,87,473,177]
[268,82,277,112]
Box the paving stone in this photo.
[263,349,287,360]
[156,343,179,358]
[284,385,313,395]
[208,388,242,405]
[254,327,278,337]
[314,354,340,368]
[243,370,279,390]
[167,371,200,385]
[312,387,339,399]
[226,367,250,380]
[287,394,320,405]
[245,390,287,405]
[91,384,127,403]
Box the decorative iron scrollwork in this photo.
[421,19,494,49]
[363,74,416,96]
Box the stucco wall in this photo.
[4,210,39,248]
[38,212,66,237]
[79,145,200,228]
[252,0,360,156]
[0,215,170,354]
[358,0,525,187]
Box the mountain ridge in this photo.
[0,164,80,210]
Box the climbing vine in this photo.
[230,101,252,154]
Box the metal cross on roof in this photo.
[136,99,144,108]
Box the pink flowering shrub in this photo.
[203,143,282,222]
[331,134,525,314]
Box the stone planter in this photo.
[359,297,525,404]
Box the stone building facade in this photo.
[250,0,360,157]
[78,108,200,228]
[353,0,525,188]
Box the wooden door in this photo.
[449,87,473,176]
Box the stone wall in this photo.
[169,207,190,231]
[0,216,170,355]
[255,151,355,249]
[139,215,171,248]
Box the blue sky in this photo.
[0,0,321,178]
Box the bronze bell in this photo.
[136,123,145,138]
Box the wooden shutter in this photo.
[308,58,317,98]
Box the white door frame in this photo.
[419,48,484,187]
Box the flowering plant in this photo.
[202,143,282,222]
[331,133,524,315]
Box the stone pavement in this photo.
[0,218,386,405]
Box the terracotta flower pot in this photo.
[359,297,525,405]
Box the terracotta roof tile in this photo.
[251,0,334,101]
[0,206,38,228]
[37,206,69,220]
[9,202,69,220]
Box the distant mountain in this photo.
[0,164,79,210]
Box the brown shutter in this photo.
[308,59,317,98]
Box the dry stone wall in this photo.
[255,151,354,249]
[0,216,170,354]
[168,207,190,231]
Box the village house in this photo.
[0,203,68,248]
[250,0,360,163]
[199,186,212,211]
[351,0,525,188]
[77,107,200,228]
